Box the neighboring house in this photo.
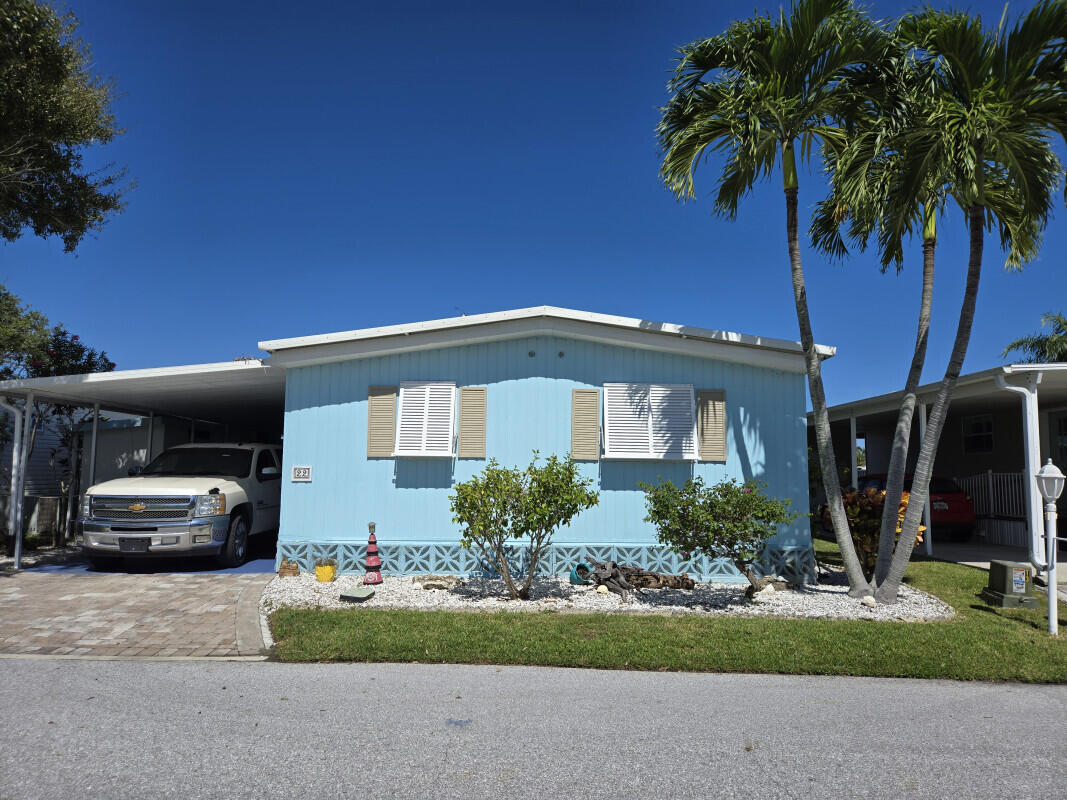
[814,363,1067,549]
[0,419,65,538]
[1,418,65,498]
[262,307,829,584]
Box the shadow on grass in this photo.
[968,601,1051,632]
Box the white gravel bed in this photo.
[260,567,954,622]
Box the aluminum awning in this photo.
[0,360,285,429]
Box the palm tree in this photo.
[657,0,887,594]
[1003,312,1067,363]
[810,39,943,586]
[811,9,1059,595]
[872,2,1067,603]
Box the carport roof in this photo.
[0,360,285,425]
[817,363,1067,424]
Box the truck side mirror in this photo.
[260,466,280,479]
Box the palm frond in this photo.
[658,0,887,219]
[1003,311,1067,362]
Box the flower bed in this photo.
[260,566,953,622]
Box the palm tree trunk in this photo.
[875,203,984,603]
[782,141,871,595]
[874,209,936,584]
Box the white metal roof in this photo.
[821,363,1067,423]
[259,306,835,373]
[0,360,285,426]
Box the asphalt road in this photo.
[0,659,1064,800]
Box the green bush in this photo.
[641,477,797,588]
[820,488,924,581]
[450,452,599,600]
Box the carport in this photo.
[813,363,1067,577]
[0,360,285,569]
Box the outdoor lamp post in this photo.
[1035,459,1064,636]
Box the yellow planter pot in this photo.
[315,565,337,583]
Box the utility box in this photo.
[980,560,1038,608]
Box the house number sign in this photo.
[291,466,312,482]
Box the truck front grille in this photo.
[90,496,195,521]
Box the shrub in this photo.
[641,477,797,589]
[450,452,599,600]
[821,488,924,581]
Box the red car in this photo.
[857,474,977,541]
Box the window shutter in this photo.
[696,389,727,462]
[604,383,651,457]
[571,388,600,461]
[457,386,487,459]
[366,386,397,458]
[604,382,696,460]
[651,384,696,460]
[394,381,457,457]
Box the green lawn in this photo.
[270,539,1067,681]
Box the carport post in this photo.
[0,397,23,569]
[920,402,933,556]
[995,371,1046,573]
[146,412,155,463]
[849,415,858,489]
[13,392,34,571]
[88,403,100,486]
[64,435,80,541]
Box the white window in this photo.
[394,381,457,457]
[603,383,696,460]
[962,414,993,454]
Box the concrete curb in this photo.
[235,575,274,656]
[259,602,275,652]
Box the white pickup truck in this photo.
[79,442,283,569]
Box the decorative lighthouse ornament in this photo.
[363,522,383,585]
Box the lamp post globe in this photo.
[1036,459,1065,503]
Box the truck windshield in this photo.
[142,448,253,478]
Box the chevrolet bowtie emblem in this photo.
[127,503,147,513]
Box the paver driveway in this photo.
[0,569,271,658]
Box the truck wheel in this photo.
[217,514,249,568]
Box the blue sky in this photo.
[3,0,1064,408]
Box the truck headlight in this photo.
[195,494,226,517]
[80,495,91,519]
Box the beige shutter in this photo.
[571,388,600,461]
[457,386,487,459]
[366,386,397,458]
[696,389,727,462]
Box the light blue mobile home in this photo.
[262,307,830,583]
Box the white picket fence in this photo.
[955,471,1028,547]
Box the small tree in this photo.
[450,452,599,600]
[1,319,114,551]
[27,325,115,542]
[641,477,797,590]
[0,284,49,384]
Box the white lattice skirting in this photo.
[276,541,817,585]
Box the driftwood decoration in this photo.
[589,561,695,601]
